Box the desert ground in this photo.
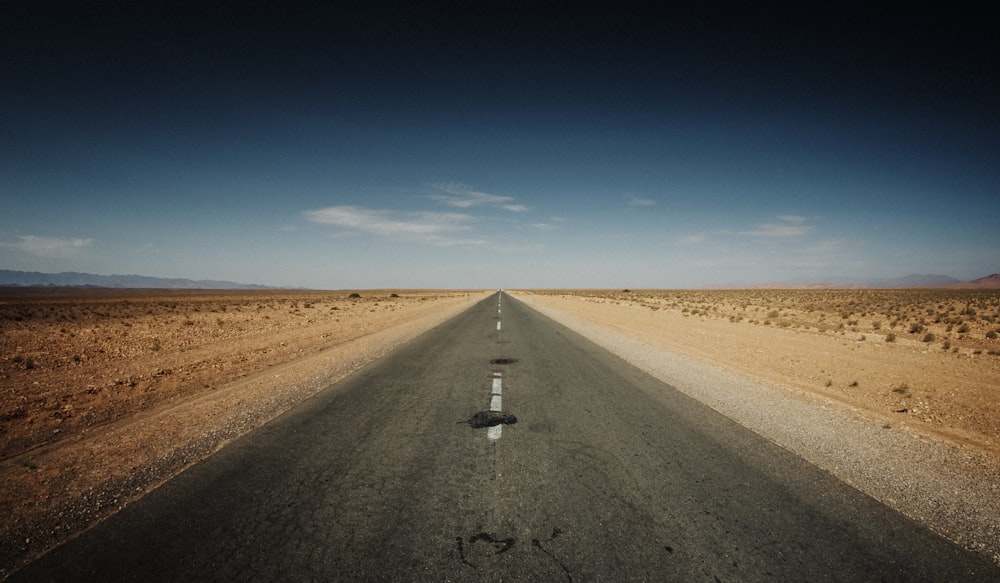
[0,288,484,576]
[2,287,999,575]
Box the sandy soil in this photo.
[0,289,486,578]
[518,289,1000,458]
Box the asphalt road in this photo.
[10,292,999,582]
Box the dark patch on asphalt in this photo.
[470,532,516,554]
[460,411,518,428]
[457,532,516,569]
[528,419,557,433]
[489,358,518,365]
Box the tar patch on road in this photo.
[461,411,518,428]
[456,532,516,569]
[455,528,572,581]
[489,358,518,365]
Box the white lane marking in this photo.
[496,322,501,331]
[488,372,503,441]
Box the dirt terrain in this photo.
[518,289,1000,458]
[0,288,483,577]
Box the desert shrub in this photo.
[348,293,361,299]
[872,320,881,329]
[886,333,896,342]
[892,383,910,395]
[922,333,935,342]
[987,331,999,340]
[909,322,924,334]
[957,324,970,334]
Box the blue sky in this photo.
[2,2,998,288]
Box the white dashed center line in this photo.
[488,372,503,441]
[489,292,505,441]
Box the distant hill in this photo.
[704,273,997,290]
[865,274,961,288]
[0,270,270,289]
[961,274,1000,288]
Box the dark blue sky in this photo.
[2,2,997,288]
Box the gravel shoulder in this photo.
[513,291,1000,565]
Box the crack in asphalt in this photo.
[532,528,572,582]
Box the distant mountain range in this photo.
[2,269,998,290]
[0,270,271,289]
[712,273,1000,290]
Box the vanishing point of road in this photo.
[10,292,999,581]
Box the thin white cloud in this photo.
[530,223,558,231]
[776,214,807,224]
[11,235,93,258]
[677,234,707,245]
[627,195,656,207]
[742,215,813,237]
[305,205,486,245]
[428,182,528,212]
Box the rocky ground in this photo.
[0,288,483,578]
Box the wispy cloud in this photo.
[304,205,486,245]
[530,223,559,231]
[7,235,93,258]
[627,195,656,207]
[677,234,707,245]
[428,182,528,212]
[741,215,813,237]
